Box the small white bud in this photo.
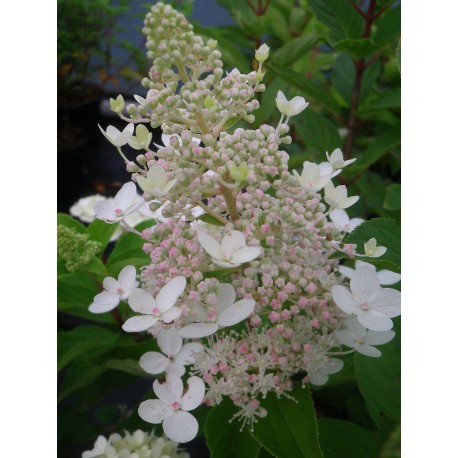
[255,43,270,63]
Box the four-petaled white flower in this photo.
[324,182,359,209]
[326,148,357,170]
[197,230,261,268]
[335,317,395,357]
[332,266,401,331]
[98,123,134,147]
[339,261,401,286]
[363,238,387,257]
[140,328,203,377]
[329,209,364,233]
[123,276,187,332]
[137,164,177,198]
[293,161,334,192]
[179,283,256,338]
[127,124,153,150]
[275,91,309,119]
[94,182,144,223]
[138,374,205,443]
[309,358,344,386]
[89,265,138,314]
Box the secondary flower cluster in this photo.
[87,1,401,445]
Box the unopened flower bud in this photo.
[255,43,270,63]
[204,96,215,109]
[109,94,125,113]
[126,161,140,172]
[229,163,250,182]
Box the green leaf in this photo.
[318,419,378,458]
[383,184,401,210]
[198,213,226,227]
[272,34,319,66]
[57,326,120,371]
[373,6,401,47]
[102,358,146,377]
[250,385,323,458]
[308,0,364,42]
[333,38,379,60]
[294,109,342,153]
[332,54,381,106]
[343,218,401,273]
[205,398,261,458]
[396,39,401,73]
[85,257,108,278]
[57,213,86,233]
[370,88,401,109]
[347,126,400,173]
[354,318,401,427]
[86,219,119,253]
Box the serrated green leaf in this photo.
[250,385,323,458]
[333,38,379,60]
[318,419,378,458]
[354,318,401,427]
[86,219,119,253]
[383,184,401,210]
[58,326,120,372]
[57,213,86,233]
[343,218,401,272]
[205,398,261,458]
[272,34,319,66]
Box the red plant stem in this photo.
[111,308,124,328]
[344,0,378,160]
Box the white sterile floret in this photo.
[332,266,401,331]
[82,435,117,458]
[70,195,107,223]
[339,261,401,286]
[89,265,138,314]
[293,161,334,192]
[139,327,203,377]
[364,238,387,257]
[98,123,134,147]
[138,374,205,443]
[94,182,144,223]
[255,43,270,63]
[127,124,153,150]
[324,182,359,209]
[309,358,344,386]
[137,164,177,198]
[329,209,364,233]
[326,148,357,169]
[197,230,262,268]
[123,276,186,332]
[179,283,256,338]
[335,317,395,357]
[275,91,309,118]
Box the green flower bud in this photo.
[229,163,249,181]
[255,43,270,63]
[109,95,125,113]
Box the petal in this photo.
[128,289,156,314]
[165,361,186,377]
[216,299,255,327]
[357,310,393,331]
[356,344,381,358]
[220,231,246,255]
[329,209,349,228]
[335,330,358,349]
[350,267,380,302]
[369,288,401,318]
[365,329,395,346]
[178,323,219,338]
[138,399,170,424]
[231,247,262,264]
[122,315,157,332]
[163,410,198,443]
[103,276,119,293]
[89,292,119,313]
[309,371,328,385]
[154,374,183,404]
[377,270,401,285]
[215,283,237,313]
[213,259,239,268]
[161,306,183,324]
[343,316,366,336]
[147,164,167,189]
[139,352,169,375]
[322,358,344,375]
[94,200,120,222]
[338,265,355,280]
[118,265,137,291]
[348,218,364,231]
[156,276,187,312]
[175,343,204,365]
[373,246,387,257]
[331,285,360,315]
[114,182,137,210]
[179,376,205,411]
[340,196,359,209]
[197,231,223,260]
[158,328,183,356]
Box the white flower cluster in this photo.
[85,1,401,445]
[82,429,189,458]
